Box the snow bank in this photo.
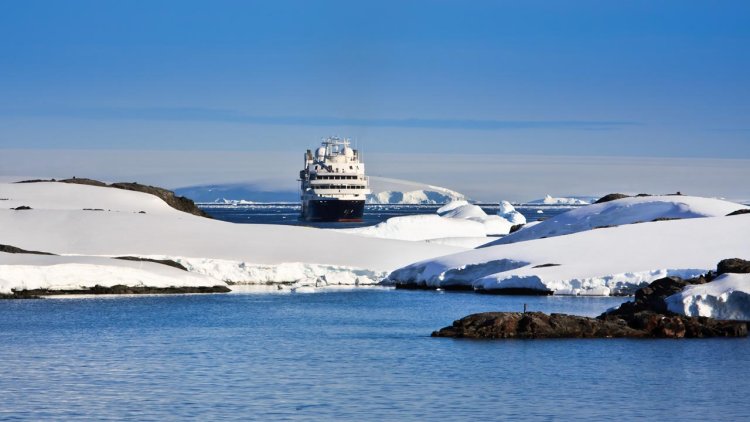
[339,214,487,241]
[172,257,388,286]
[528,195,590,205]
[0,182,462,290]
[387,213,750,296]
[0,253,222,294]
[341,200,515,242]
[666,273,750,320]
[485,195,748,246]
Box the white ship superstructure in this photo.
[299,137,370,221]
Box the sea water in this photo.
[3,205,748,420]
[1,290,749,421]
[199,203,570,228]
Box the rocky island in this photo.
[433,259,750,339]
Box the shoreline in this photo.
[1,284,231,300]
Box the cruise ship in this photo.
[299,137,370,221]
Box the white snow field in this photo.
[0,182,462,292]
[485,195,748,246]
[387,211,750,296]
[339,200,520,242]
[666,273,750,321]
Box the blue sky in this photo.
[0,1,748,160]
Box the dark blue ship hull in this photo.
[301,199,365,222]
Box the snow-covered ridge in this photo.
[484,195,748,246]
[388,211,750,296]
[0,182,462,293]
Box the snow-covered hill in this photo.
[388,197,750,296]
[0,182,462,293]
[484,195,748,246]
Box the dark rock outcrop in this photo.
[11,205,32,210]
[16,178,209,218]
[434,259,750,339]
[509,224,524,234]
[0,244,56,255]
[1,284,231,300]
[433,312,643,339]
[727,209,750,216]
[433,310,746,339]
[106,182,209,217]
[717,258,750,275]
[594,193,630,204]
[115,256,188,271]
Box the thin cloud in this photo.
[2,106,638,131]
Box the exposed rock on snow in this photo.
[387,211,750,296]
[0,244,55,256]
[483,195,749,246]
[20,178,209,217]
[594,193,631,204]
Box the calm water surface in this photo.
[2,290,748,421]
[199,203,570,228]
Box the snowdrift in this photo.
[388,212,750,296]
[485,195,748,246]
[0,182,462,292]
